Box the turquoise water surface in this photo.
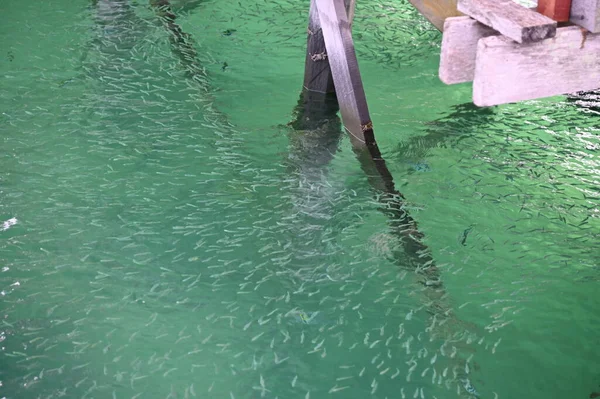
[1,1,599,398]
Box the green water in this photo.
[1,0,599,398]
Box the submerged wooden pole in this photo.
[307,0,460,323]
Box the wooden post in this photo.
[304,0,335,94]
[294,0,354,131]
[303,0,356,94]
[315,0,372,146]
[537,0,573,21]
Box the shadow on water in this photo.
[287,91,344,179]
[392,102,496,166]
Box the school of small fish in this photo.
[0,0,598,399]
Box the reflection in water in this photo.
[288,91,344,178]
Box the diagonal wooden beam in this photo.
[315,0,372,146]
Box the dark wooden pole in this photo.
[303,0,335,94]
[293,0,354,131]
[302,0,355,94]
[300,0,445,290]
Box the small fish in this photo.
[459,225,474,246]
[328,385,350,393]
[251,332,264,342]
[462,379,480,397]
[1,217,17,231]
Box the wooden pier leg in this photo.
[294,5,480,381]
[314,0,445,285]
[304,0,335,94]
[293,0,354,131]
[303,0,355,94]
[315,0,372,147]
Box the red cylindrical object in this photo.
[537,0,572,22]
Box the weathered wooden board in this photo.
[458,0,557,43]
[316,0,373,146]
[537,0,573,21]
[407,0,462,31]
[570,0,600,32]
[439,16,497,84]
[473,26,600,106]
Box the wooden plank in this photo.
[407,0,462,31]
[457,0,557,43]
[570,0,600,32]
[537,0,573,22]
[473,26,600,106]
[439,16,497,84]
[316,0,373,146]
